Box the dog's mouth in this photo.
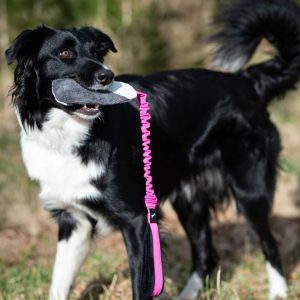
[75,104,100,116]
[51,78,138,119]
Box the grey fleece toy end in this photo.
[52,79,137,106]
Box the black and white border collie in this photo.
[5,0,300,299]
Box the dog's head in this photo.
[6,25,117,126]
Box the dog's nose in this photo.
[96,69,114,86]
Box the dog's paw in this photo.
[173,272,203,300]
[266,262,288,300]
[269,288,288,300]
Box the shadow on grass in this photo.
[79,278,111,300]
[163,215,300,290]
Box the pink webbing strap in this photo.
[137,91,164,297]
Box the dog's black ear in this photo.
[80,26,118,54]
[5,29,33,65]
[5,26,53,65]
[6,26,54,110]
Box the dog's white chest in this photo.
[19,109,104,212]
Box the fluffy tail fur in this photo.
[211,0,300,103]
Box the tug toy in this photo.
[52,79,164,298]
[52,79,137,106]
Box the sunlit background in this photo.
[0,1,299,299]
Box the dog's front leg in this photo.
[122,215,148,300]
[49,210,93,300]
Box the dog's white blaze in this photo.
[177,272,203,300]
[266,262,288,300]
[20,109,103,211]
[49,213,92,300]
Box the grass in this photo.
[0,257,51,299]
[0,246,299,299]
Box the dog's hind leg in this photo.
[49,210,94,300]
[171,190,218,300]
[228,141,288,300]
[234,194,288,300]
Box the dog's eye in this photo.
[58,49,75,59]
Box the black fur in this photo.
[6,0,300,299]
[51,209,78,241]
[211,0,300,102]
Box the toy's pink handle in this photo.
[148,221,164,296]
[137,91,164,297]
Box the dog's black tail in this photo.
[210,0,300,103]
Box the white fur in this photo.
[177,272,203,300]
[19,108,111,229]
[49,212,92,300]
[266,262,288,300]
[20,109,102,208]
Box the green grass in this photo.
[0,249,125,300]
[0,257,51,299]
[1,254,298,300]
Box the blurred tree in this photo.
[1,0,222,75]
[132,1,170,73]
[5,0,99,36]
[2,0,170,73]
[98,0,170,73]
[122,1,170,73]
[0,0,9,109]
[0,0,8,69]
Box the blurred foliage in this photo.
[103,0,122,33]
[2,0,172,73]
[5,0,99,32]
[119,2,171,73]
[0,0,228,75]
[137,3,170,73]
[2,0,300,74]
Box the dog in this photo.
[5,0,300,299]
